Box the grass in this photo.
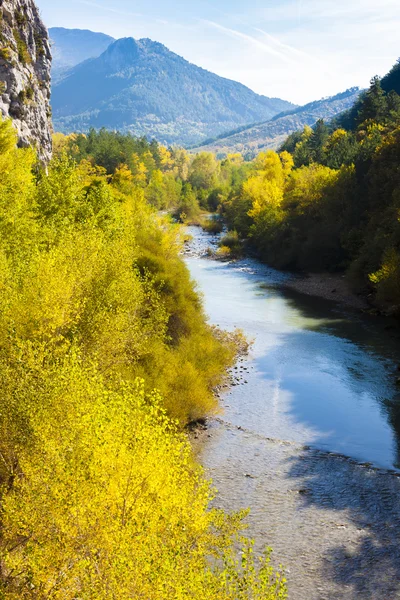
[13,29,31,64]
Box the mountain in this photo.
[49,27,114,83]
[0,0,52,161]
[51,36,295,146]
[191,88,361,156]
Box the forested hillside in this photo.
[51,36,294,146]
[192,88,361,157]
[181,61,400,311]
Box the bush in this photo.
[216,244,232,258]
[0,47,11,61]
[219,230,243,258]
[15,9,27,27]
[0,353,286,599]
[0,119,286,599]
[201,216,224,234]
[34,32,45,57]
[13,29,31,64]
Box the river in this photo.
[184,225,400,600]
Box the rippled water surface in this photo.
[184,226,400,599]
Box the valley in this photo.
[0,2,399,597]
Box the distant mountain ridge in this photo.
[51,33,296,146]
[49,27,115,83]
[192,88,361,156]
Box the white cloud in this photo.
[201,20,297,65]
[253,27,322,65]
[40,0,400,105]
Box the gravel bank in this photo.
[283,272,369,310]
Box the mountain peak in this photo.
[52,29,295,147]
[104,37,172,63]
[107,37,138,51]
[101,37,147,71]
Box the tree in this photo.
[324,129,358,169]
[293,126,313,167]
[308,119,329,163]
[176,183,200,222]
[356,76,387,126]
[188,152,219,190]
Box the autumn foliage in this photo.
[0,121,286,598]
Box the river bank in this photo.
[193,222,392,316]
[190,221,370,312]
[282,272,369,310]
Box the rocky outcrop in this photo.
[0,0,52,161]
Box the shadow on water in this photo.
[273,288,400,437]
[185,230,400,597]
[257,291,400,598]
[280,285,400,354]
[244,288,400,597]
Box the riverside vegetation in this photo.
[8,57,397,598]
[61,63,400,311]
[90,59,400,314]
[219,62,400,311]
[0,120,287,598]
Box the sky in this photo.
[36,0,399,105]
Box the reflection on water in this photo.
[185,226,400,600]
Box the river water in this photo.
[184,226,400,600]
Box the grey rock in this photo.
[0,0,52,162]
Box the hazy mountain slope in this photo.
[192,88,361,156]
[51,37,295,146]
[49,27,114,82]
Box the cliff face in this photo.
[0,0,52,161]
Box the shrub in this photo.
[25,85,34,101]
[216,244,233,258]
[34,32,45,57]
[219,230,243,258]
[14,9,27,27]
[13,29,31,64]
[0,47,11,61]
[0,122,286,599]
[0,354,286,599]
[201,216,224,234]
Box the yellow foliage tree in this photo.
[242,150,292,246]
[0,121,286,599]
[284,163,340,214]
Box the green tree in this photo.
[308,119,329,163]
[356,76,388,126]
[188,152,219,191]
